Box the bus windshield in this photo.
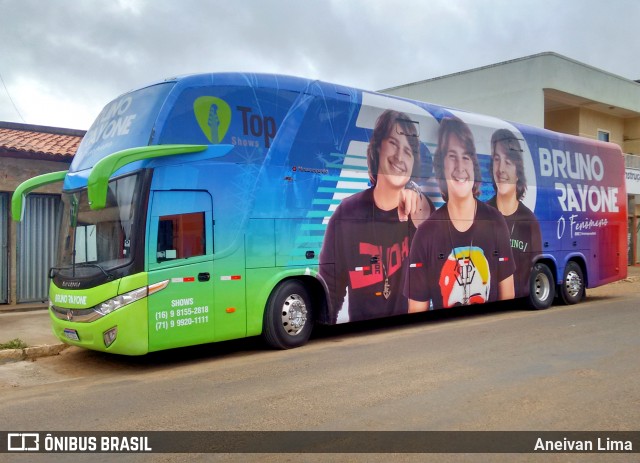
[55,173,144,284]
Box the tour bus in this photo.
[12,73,627,355]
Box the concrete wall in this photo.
[383,52,640,131]
[546,108,581,136]
[578,108,625,145]
[624,117,640,155]
[383,58,545,126]
[0,156,68,193]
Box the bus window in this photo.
[157,212,206,261]
[74,224,97,263]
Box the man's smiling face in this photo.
[444,133,475,201]
[376,123,414,190]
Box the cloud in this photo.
[1,0,640,129]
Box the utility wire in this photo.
[0,71,26,123]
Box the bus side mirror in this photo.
[11,171,68,221]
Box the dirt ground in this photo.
[586,269,640,297]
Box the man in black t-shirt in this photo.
[320,188,416,322]
[405,117,515,311]
[319,110,433,323]
[487,129,542,298]
[405,200,515,309]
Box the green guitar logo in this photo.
[194,97,232,143]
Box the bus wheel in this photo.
[263,280,313,349]
[528,263,555,310]
[559,261,584,305]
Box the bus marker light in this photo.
[103,327,118,348]
[148,280,169,295]
[226,308,236,313]
[220,275,242,281]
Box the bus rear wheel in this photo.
[528,263,555,310]
[262,280,313,349]
[559,261,584,305]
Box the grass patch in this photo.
[0,338,28,350]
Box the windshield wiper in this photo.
[75,263,114,281]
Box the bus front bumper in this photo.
[49,299,149,355]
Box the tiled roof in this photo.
[0,121,85,162]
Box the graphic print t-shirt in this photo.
[404,200,515,309]
[487,196,542,298]
[319,188,421,323]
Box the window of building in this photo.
[597,130,610,142]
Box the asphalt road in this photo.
[1,280,639,463]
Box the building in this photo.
[382,52,640,265]
[0,122,84,307]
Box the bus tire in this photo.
[528,263,555,310]
[262,280,313,349]
[559,261,584,305]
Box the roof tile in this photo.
[0,124,85,161]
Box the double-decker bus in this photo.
[12,73,627,354]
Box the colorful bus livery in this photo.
[12,73,627,355]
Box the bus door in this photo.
[147,190,215,351]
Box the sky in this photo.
[1,0,640,130]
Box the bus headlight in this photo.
[94,287,149,317]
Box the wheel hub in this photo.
[281,294,307,336]
[535,272,551,301]
[565,270,582,298]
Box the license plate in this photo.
[63,328,80,341]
